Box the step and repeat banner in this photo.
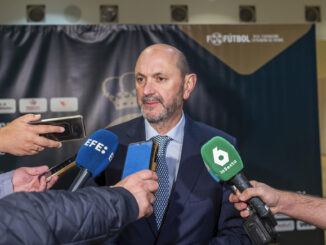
[0,24,321,244]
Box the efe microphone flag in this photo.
[76,129,118,177]
[69,129,119,191]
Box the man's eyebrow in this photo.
[135,72,145,77]
[135,72,164,77]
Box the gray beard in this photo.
[140,98,180,124]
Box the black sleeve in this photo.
[0,186,138,244]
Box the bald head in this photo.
[136,44,190,78]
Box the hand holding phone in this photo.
[30,115,86,142]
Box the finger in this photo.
[32,125,65,134]
[229,193,240,203]
[26,150,39,156]
[240,187,260,202]
[234,202,248,211]
[149,194,156,204]
[34,136,62,148]
[39,176,47,191]
[46,175,59,190]
[240,210,250,218]
[144,205,154,218]
[25,165,49,175]
[137,170,156,180]
[249,180,258,187]
[20,114,41,123]
[34,145,45,152]
[144,180,159,193]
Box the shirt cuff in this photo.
[0,171,14,199]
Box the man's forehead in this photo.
[135,53,178,73]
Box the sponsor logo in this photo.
[212,147,229,166]
[296,221,316,231]
[206,32,284,46]
[50,97,78,112]
[275,220,295,232]
[19,98,47,113]
[0,99,16,114]
[84,139,109,155]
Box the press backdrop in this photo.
[0,24,321,244]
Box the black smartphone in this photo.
[30,115,86,142]
[40,155,77,182]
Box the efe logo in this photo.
[212,147,229,166]
[84,139,108,154]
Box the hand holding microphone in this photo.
[114,170,158,219]
[229,180,283,217]
[201,136,278,245]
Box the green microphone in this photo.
[201,136,275,221]
[201,136,279,245]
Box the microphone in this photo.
[69,129,119,192]
[201,136,278,245]
[121,141,158,179]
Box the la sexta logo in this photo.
[212,147,229,166]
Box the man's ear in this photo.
[183,73,197,100]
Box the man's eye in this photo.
[136,77,144,83]
[158,77,166,82]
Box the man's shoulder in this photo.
[106,117,142,133]
[188,117,236,146]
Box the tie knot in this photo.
[151,135,172,154]
[152,135,172,146]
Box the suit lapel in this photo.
[126,117,146,142]
[161,116,206,232]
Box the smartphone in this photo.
[40,155,77,182]
[30,115,86,142]
[121,141,158,179]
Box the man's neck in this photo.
[149,112,182,135]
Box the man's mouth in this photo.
[144,101,159,106]
[142,96,163,107]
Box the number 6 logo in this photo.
[212,147,229,166]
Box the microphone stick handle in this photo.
[69,168,91,192]
[229,172,273,220]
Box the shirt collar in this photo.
[145,111,185,143]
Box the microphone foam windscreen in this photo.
[76,129,119,177]
[122,141,154,179]
[200,136,243,181]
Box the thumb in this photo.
[25,166,49,175]
[38,176,47,191]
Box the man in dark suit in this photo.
[98,44,251,244]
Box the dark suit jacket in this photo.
[97,115,251,245]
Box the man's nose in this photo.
[143,80,156,95]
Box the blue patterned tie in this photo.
[151,135,172,230]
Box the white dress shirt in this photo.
[145,112,185,191]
